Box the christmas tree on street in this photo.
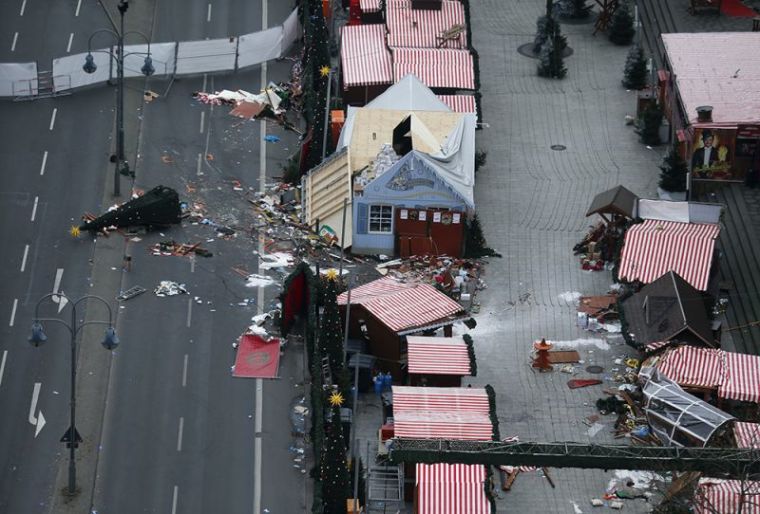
[534,0,559,53]
[319,270,347,382]
[622,44,648,90]
[538,29,568,79]
[608,2,635,45]
[659,144,688,192]
[556,0,592,19]
[639,104,663,146]
[320,402,350,514]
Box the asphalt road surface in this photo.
[0,1,307,513]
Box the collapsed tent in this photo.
[80,185,182,232]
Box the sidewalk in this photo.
[468,1,665,511]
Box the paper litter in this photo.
[154,281,188,296]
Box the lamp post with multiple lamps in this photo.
[28,294,120,496]
[82,0,154,197]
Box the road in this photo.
[0,1,307,513]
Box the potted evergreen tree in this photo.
[538,28,568,79]
[608,2,635,46]
[658,144,688,200]
[556,0,592,20]
[622,44,648,90]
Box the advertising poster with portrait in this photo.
[690,127,739,181]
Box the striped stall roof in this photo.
[644,340,672,354]
[657,346,725,389]
[618,220,720,291]
[394,411,493,440]
[416,464,491,514]
[386,0,467,49]
[392,48,475,90]
[734,422,760,449]
[340,24,393,88]
[407,336,472,376]
[337,277,463,332]
[392,386,489,412]
[719,351,760,404]
[655,346,760,404]
[436,94,476,114]
[360,0,382,13]
[695,479,760,514]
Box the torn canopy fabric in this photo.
[80,185,182,231]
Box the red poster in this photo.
[233,334,281,378]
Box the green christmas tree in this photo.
[640,104,663,146]
[608,2,635,45]
[537,29,568,79]
[659,144,688,192]
[302,2,333,172]
[556,0,592,19]
[534,0,558,54]
[465,214,501,258]
[320,405,350,514]
[319,272,346,380]
[622,44,648,90]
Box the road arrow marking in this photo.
[51,269,68,313]
[29,382,46,437]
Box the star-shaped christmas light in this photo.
[319,65,331,78]
[328,391,344,407]
[324,268,339,281]
[70,226,81,238]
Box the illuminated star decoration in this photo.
[324,268,339,281]
[319,65,331,78]
[70,226,81,238]
[328,391,344,407]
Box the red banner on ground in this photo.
[233,334,280,378]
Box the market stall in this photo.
[407,335,476,387]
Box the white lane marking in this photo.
[29,383,47,437]
[201,73,207,92]
[31,196,39,221]
[0,351,8,387]
[9,299,18,327]
[20,244,29,272]
[196,152,202,176]
[253,379,263,514]
[20,0,27,16]
[171,486,179,514]
[190,255,196,273]
[66,33,73,53]
[207,3,212,22]
[186,298,192,327]
[49,108,57,131]
[199,111,205,134]
[75,0,82,16]
[176,417,184,451]
[39,151,48,176]
[182,354,188,387]
[11,32,18,52]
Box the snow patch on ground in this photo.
[246,274,275,288]
[607,470,664,491]
[558,291,582,304]
[258,252,294,270]
[552,338,610,351]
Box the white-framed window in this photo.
[369,205,393,233]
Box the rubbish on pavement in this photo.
[151,240,213,257]
[567,379,603,389]
[154,281,188,297]
[117,286,146,301]
[590,498,604,507]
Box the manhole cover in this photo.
[551,144,567,151]
[586,365,604,374]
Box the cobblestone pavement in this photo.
[466,1,666,512]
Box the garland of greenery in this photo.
[463,333,477,377]
[483,465,497,512]
[485,384,501,441]
[310,329,326,513]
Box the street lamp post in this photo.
[83,0,154,197]
[28,293,120,496]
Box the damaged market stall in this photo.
[406,335,476,387]
[337,276,467,378]
[641,371,735,447]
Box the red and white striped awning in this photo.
[392,48,475,90]
[657,346,725,389]
[695,479,760,514]
[407,336,472,376]
[360,0,382,13]
[719,351,760,404]
[337,277,463,333]
[340,24,393,88]
[416,464,491,514]
[734,421,760,448]
[386,0,467,49]
[655,346,760,404]
[436,94,476,114]
[618,219,720,291]
[644,340,672,354]
[393,386,489,412]
[394,411,494,440]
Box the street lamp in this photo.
[82,0,153,197]
[28,293,119,496]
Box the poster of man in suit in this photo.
[691,128,736,180]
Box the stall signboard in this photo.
[690,127,739,182]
